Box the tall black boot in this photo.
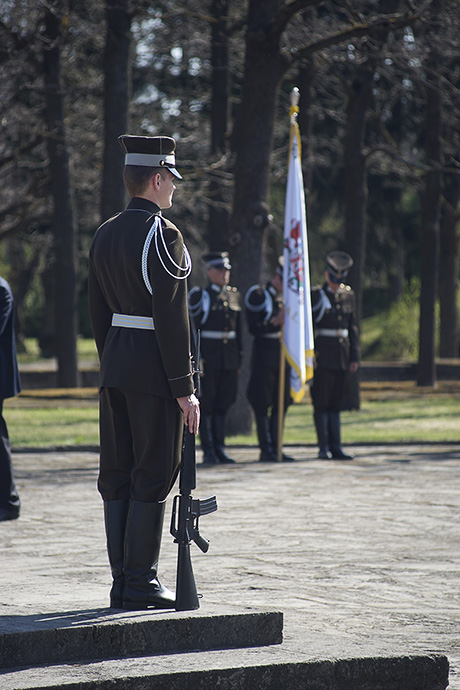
[269,409,295,462]
[212,414,235,463]
[103,499,130,608]
[199,414,219,464]
[122,500,175,610]
[328,411,354,460]
[314,410,332,459]
[255,414,277,462]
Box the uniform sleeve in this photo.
[245,286,278,336]
[236,295,243,366]
[348,291,360,364]
[0,283,13,336]
[88,248,112,362]
[150,223,194,398]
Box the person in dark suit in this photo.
[88,134,200,610]
[0,276,21,522]
[188,252,242,464]
[245,258,294,462]
[310,251,360,460]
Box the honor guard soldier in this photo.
[245,258,294,462]
[188,252,242,465]
[310,251,360,460]
[89,134,200,611]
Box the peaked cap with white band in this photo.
[202,251,232,270]
[118,134,182,179]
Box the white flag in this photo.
[282,121,314,402]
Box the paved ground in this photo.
[1,443,459,687]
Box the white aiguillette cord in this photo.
[141,215,192,295]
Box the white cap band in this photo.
[125,152,176,167]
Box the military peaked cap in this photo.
[202,251,232,270]
[326,251,353,282]
[118,135,182,179]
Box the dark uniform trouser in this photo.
[0,401,20,511]
[310,368,352,457]
[98,387,183,503]
[199,368,238,415]
[310,368,350,412]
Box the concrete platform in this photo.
[0,610,283,668]
[1,444,458,688]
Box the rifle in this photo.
[170,328,217,611]
[170,428,217,610]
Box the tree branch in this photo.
[289,10,420,64]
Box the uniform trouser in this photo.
[0,401,20,511]
[310,368,350,412]
[247,362,291,417]
[98,387,183,503]
[310,368,350,452]
[199,367,238,415]
[199,368,238,453]
[247,363,291,451]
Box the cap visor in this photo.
[168,167,182,180]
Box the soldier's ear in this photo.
[151,172,162,190]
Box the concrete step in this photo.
[0,650,449,690]
[0,610,282,669]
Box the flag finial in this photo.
[289,87,300,123]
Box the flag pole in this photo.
[277,87,301,462]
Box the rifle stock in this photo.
[170,426,217,611]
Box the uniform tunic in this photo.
[310,282,360,411]
[88,196,194,502]
[245,281,291,414]
[188,283,242,415]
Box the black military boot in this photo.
[212,414,235,463]
[122,500,175,610]
[103,499,130,608]
[269,410,295,462]
[255,414,278,462]
[314,410,332,459]
[199,414,219,464]
[328,411,354,460]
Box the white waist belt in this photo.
[259,332,281,339]
[112,313,155,330]
[201,330,237,340]
[315,328,349,338]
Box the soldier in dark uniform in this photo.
[188,252,242,464]
[245,258,294,462]
[0,276,21,522]
[88,135,200,610]
[310,251,359,460]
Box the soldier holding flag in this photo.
[245,258,294,462]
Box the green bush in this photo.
[379,278,421,360]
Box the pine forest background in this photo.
[0,0,459,413]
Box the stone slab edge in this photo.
[0,611,283,669]
[2,654,449,690]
